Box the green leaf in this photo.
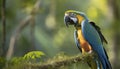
[23,51,45,60]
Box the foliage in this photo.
[4,51,45,69]
[0,57,6,69]
[9,57,24,65]
[23,51,45,62]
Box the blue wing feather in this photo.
[81,20,112,69]
[90,22,108,44]
[74,30,82,52]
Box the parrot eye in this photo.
[69,13,76,17]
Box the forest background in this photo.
[0,0,120,69]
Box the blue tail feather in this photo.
[97,50,112,69]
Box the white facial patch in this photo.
[65,13,69,16]
[70,17,77,23]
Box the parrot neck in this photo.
[75,19,89,30]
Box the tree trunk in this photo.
[1,0,6,57]
[107,0,120,69]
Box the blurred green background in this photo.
[0,0,120,69]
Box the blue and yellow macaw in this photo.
[64,10,112,69]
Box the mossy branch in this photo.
[4,52,95,69]
[26,55,86,69]
[26,56,83,69]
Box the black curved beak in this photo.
[64,14,77,27]
[64,15,70,27]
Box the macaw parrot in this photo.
[64,10,112,69]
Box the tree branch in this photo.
[25,53,95,69]
[27,55,83,69]
[1,0,6,57]
[30,17,36,50]
[6,0,41,60]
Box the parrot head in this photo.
[64,10,88,27]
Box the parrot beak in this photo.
[64,15,70,27]
[64,14,77,27]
